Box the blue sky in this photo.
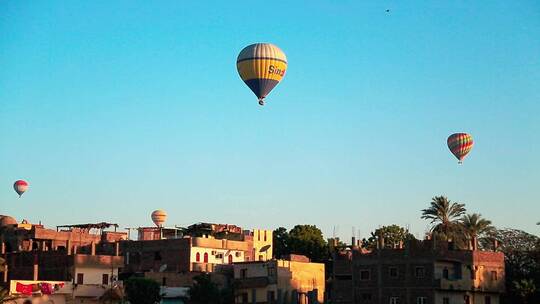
[1,1,539,241]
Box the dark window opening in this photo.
[443,297,449,304]
[240,269,247,278]
[361,293,372,300]
[485,296,491,304]
[102,274,109,285]
[196,252,200,262]
[77,273,84,285]
[203,252,209,263]
[389,267,398,278]
[162,277,167,286]
[154,251,161,261]
[360,270,370,280]
[443,267,449,279]
[415,266,425,278]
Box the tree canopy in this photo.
[362,225,416,249]
[273,225,329,262]
[124,277,161,304]
[189,273,232,304]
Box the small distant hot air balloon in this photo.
[151,210,167,227]
[447,133,474,164]
[13,180,29,198]
[237,43,287,106]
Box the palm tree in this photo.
[421,196,466,243]
[513,279,536,304]
[461,213,495,249]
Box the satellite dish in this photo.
[260,245,271,252]
[159,264,168,272]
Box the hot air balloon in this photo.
[151,210,167,227]
[447,133,474,164]
[237,43,287,106]
[13,180,29,198]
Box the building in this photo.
[121,222,273,288]
[233,254,325,304]
[330,238,505,304]
[0,216,126,303]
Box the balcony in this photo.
[435,278,472,291]
[235,277,271,289]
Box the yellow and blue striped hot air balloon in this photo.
[237,43,287,106]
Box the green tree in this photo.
[363,225,416,249]
[189,273,231,304]
[273,227,290,259]
[124,277,161,304]
[288,225,329,262]
[494,229,540,304]
[421,196,466,244]
[460,213,495,249]
[513,279,536,304]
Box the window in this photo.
[264,231,267,242]
[360,270,371,281]
[415,267,425,278]
[491,271,498,281]
[258,230,261,241]
[443,298,449,304]
[162,277,167,286]
[268,266,276,277]
[228,254,233,264]
[241,293,248,304]
[443,268,449,279]
[416,297,426,304]
[267,290,275,302]
[154,251,161,261]
[259,254,264,261]
[240,268,247,278]
[485,296,491,304]
[196,252,200,262]
[362,293,372,300]
[389,267,398,278]
[464,295,470,304]
[235,252,241,257]
[102,274,109,285]
[390,296,400,304]
[77,273,84,284]
[204,252,209,263]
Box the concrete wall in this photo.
[252,229,273,261]
[277,259,325,303]
[435,291,500,304]
[191,246,245,265]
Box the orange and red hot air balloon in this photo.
[13,180,29,198]
[447,133,474,164]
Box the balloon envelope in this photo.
[237,43,287,105]
[13,180,29,197]
[151,210,167,227]
[447,133,474,163]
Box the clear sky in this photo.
[1,1,539,241]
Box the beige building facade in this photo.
[234,254,325,304]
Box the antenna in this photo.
[332,226,336,238]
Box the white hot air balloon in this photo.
[151,210,167,227]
